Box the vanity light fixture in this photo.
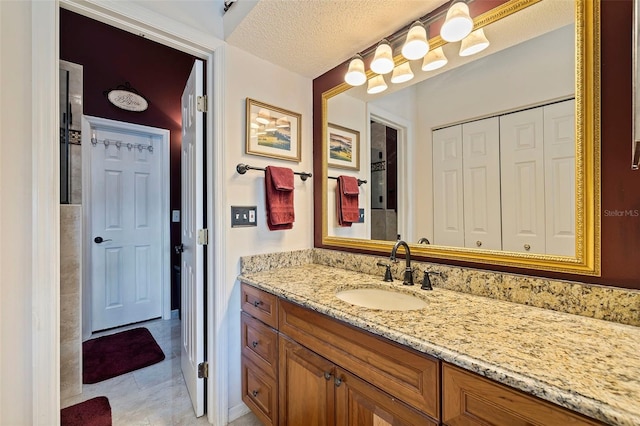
[422,46,448,71]
[459,28,490,56]
[391,62,415,84]
[344,54,367,86]
[440,0,474,42]
[370,40,394,75]
[401,21,429,60]
[367,75,388,94]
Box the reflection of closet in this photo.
[432,99,575,256]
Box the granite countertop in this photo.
[239,264,640,426]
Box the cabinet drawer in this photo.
[442,363,603,426]
[241,283,278,328]
[241,312,278,377]
[279,299,440,419]
[242,355,278,426]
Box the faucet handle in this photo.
[376,262,394,282]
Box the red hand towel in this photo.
[336,176,359,227]
[265,166,294,230]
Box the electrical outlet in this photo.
[231,206,257,227]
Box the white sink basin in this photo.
[336,288,428,311]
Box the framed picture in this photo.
[327,123,360,171]
[245,98,301,162]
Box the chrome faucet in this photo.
[390,240,413,286]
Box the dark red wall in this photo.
[314,0,640,290]
[60,9,198,309]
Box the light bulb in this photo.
[401,22,429,60]
[441,1,473,42]
[370,40,394,75]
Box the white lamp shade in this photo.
[391,62,414,84]
[422,47,448,71]
[367,75,388,94]
[459,28,490,56]
[401,22,429,60]
[344,56,366,86]
[440,1,473,42]
[370,41,394,75]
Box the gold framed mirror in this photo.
[316,0,600,275]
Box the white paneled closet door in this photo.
[500,108,546,254]
[462,118,502,250]
[432,126,465,247]
[543,99,576,256]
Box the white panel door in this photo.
[462,117,502,250]
[544,100,576,256]
[500,108,546,253]
[180,59,205,417]
[90,127,162,331]
[432,126,465,247]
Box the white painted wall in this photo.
[222,44,314,417]
[327,93,369,239]
[0,1,35,423]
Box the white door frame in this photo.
[81,115,171,336]
[32,1,228,424]
[367,105,414,242]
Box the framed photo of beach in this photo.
[245,98,301,162]
[327,123,360,171]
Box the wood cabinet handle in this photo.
[524,244,531,251]
[334,376,343,387]
[252,390,258,397]
[253,300,263,307]
[252,341,258,348]
[324,372,332,381]
[476,240,482,247]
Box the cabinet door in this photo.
[543,99,576,256]
[462,117,502,250]
[500,108,546,253]
[279,335,336,426]
[433,125,465,247]
[335,368,438,426]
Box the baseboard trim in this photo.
[228,402,251,422]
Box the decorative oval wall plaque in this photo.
[107,89,149,112]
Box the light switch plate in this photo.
[231,206,257,227]
[172,210,180,222]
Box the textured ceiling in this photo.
[225,0,443,78]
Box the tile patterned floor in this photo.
[61,318,262,425]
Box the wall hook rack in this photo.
[236,163,312,181]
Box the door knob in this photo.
[94,236,112,244]
[174,244,184,254]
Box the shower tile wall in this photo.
[60,60,83,204]
[60,205,82,399]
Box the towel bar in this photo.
[328,176,367,186]
[236,163,312,181]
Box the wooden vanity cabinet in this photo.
[442,363,603,426]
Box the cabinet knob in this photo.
[252,341,258,348]
[476,240,482,247]
[324,372,332,381]
[334,377,343,387]
[253,300,263,307]
[252,390,258,397]
[524,244,531,251]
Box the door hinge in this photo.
[198,362,208,379]
[197,95,208,113]
[197,228,208,245]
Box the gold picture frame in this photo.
[327,123,360,171]
[246,98,301,162]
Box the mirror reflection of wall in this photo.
[370,120,398,241]
[59,60,83,205]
